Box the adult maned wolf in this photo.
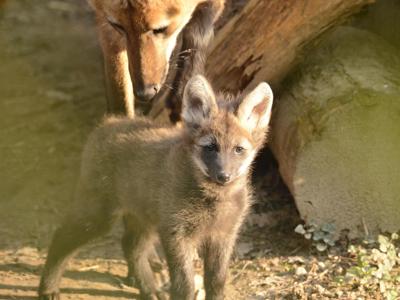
[38,75,273,300]
[88,0,225,121]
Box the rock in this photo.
[236,242,253,259]
[294,224,306,235]
[295,266,308,276]
[271,26,400,238]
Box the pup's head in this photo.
[182,75,273,186]
[89,0,200,101]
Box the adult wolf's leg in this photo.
[97,19,134,117]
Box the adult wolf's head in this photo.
[182,75,273,186]
[89,0,201,101]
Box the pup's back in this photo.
[77,117,186,224]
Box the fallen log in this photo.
[206,0,374,92]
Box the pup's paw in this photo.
[124,275,136,287]
[38,291,60,300]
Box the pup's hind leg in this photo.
[121,215,164,300]
[38,211,115,300]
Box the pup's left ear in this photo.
[237,82,273,132]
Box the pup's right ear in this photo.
[182,75,217,129]
[237,82,273,133]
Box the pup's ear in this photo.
[182,75,217,128]
[237,82,273,132]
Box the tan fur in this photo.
[38,76,273,300]
[88,0,225,118]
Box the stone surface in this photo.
[271,26,400,237]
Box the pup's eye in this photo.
[152,26,168,35]
[204,143,218,152]
[234,146,245,154]
[108,20,125,35]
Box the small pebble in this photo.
[295,266,307,276]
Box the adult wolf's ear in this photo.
[182,75,217,129]
[237,82,273,132]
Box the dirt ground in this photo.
[0,1,398,300]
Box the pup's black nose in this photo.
[216,173,231,184]
[135,84,160,101]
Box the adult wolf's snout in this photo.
[134,83,161,101]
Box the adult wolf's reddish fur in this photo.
[38,75,273,300]
[88,0,225,120]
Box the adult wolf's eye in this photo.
[204,143,217,152]
[234,146,245,154]
[152,26,168,36]
[108,19,125,35]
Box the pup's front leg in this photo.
[160,231,196,300]
[203,234,237,300]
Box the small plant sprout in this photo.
[295,222,336,252]
[346,232,400,300]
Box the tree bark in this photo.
[206,0,374,93]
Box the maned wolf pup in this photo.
[38,75,273,300]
